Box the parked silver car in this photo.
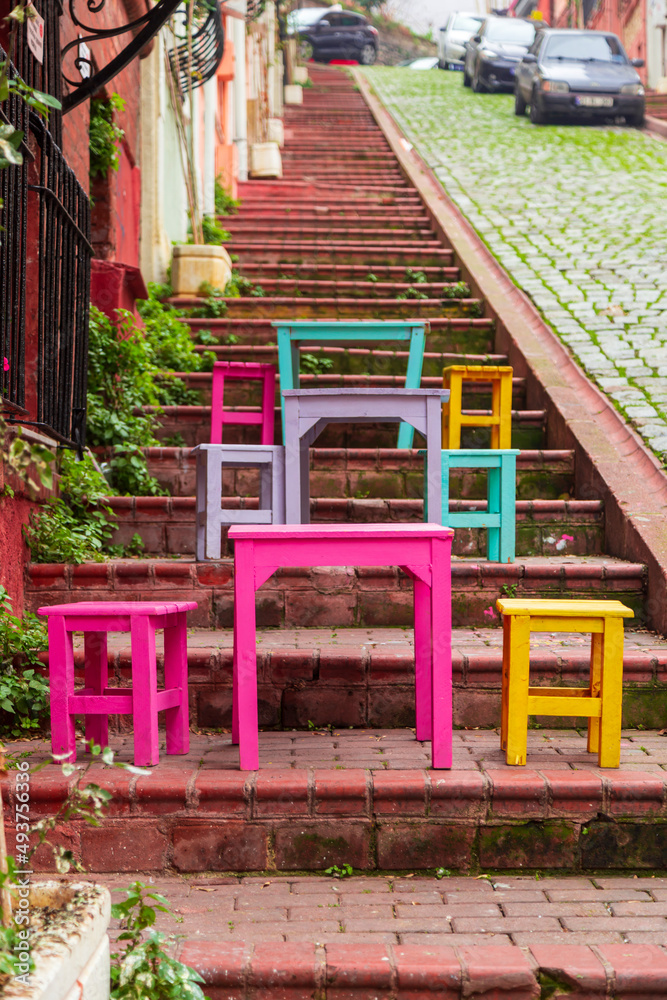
[438,11,484,70]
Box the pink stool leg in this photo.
[413,578,432,742]
[261,369,275,445]
[163,613,190,756]
[232,610,239,746]
[84,631,109,750]
[130,615,159,766]
[234,540,259,770]
[48,616,76,763]
[211,367,225,444]
[431,537,453,769]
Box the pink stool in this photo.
[38,601,197,767]
[228,524,453,770]
[211,361,275,445]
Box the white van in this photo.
[438,12,485,69]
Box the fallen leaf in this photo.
[196,887,216,893]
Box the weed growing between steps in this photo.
[214,176,240,217]
[0,587,49,738]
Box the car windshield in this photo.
[544,33,627,62]
[485,18,535,44]
[453,14,483,32]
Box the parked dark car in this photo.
[463,16,538,91]
[299,11,379,65]
[514,28,645,125]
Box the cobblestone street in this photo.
[365,68,667,466]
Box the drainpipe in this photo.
[227,0,248,181]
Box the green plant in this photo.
[194,214,230,247]
[301,353,334,375]
[188,282,227,318]
[405,267,427,284]
[0,586,49,737]
[24,452,120,564]
[397,287,428,300]
[214,177,240,216]
[89,93,126,180]
[0,417,54,498]
[324,864,353,879]
[111,883,208,1000]
[0,4,61,116]
[366,272,378,283]
[500,583,518,599]
[442,280,471,299]
[435,868,451,879]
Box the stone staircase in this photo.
[22,65,667,996]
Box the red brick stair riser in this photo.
[24,558,647,630]
[105,495,604,559]
[9,764,667,874]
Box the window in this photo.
[544,33,627,63]
[484,18,536,44]
[341,14,363,26]
[453,15,484,32]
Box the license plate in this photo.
[448,63,463,70]
[575,95,614,108]
[509,67,515,75]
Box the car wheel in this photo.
[463,67,471,87]
[529,89,547,124]
[514,88,527,116]
[359,43,376,65]
[472,67,485,93]
[626,112,645,128]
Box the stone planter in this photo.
[293,66,308,85]
[267,117,285,147]
[1,882,110,1000]
[284,83,303,105]
[171,243,232,297]
[249,142,283,179]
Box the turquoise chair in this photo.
[273,320,427,448]
[420,448,520,563]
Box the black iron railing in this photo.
[169,2,225,93]
[30,124,91,449]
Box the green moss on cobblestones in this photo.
[581,821,667,868]
[364,67,667,468]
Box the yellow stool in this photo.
[496,599,634,768]
[442,365,513,449]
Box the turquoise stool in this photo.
[273,320,427,448]
[420,449,520,563]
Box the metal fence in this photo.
[0,1,91,448]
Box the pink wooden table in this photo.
[38,601,197,767]
[228,524,453,770]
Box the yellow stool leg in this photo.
[500,613,511,751]
[443,371,463,449]
[587,632,602,754]
[491,378,501,450]
[505,614,531,766]
[498,370,513,450]
[598,617,624,768]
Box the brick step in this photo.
[204,280,467,300]
[228,211,432,226]
[190,345,503,380]
[146,406,545,450]
[15,733,667,877]
[231,266,458,284]
[172,371,526,406]
[137,447,574,500]
[236,187,422,206]
[186,316,496,357]
[46,626,666,731]
[202,297,483,320]
[107,497,603,560]
[227,245,455,266]
[227,221,433,237]
[25,556,647,630]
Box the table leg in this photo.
[205,451,223,561]
[399,327,425,449]
[261,370,275,446]
[48,616,76,763]
[500,614,511,752]
[498,453,516,564]
[487,464,501,562]
[234,540,260,770]
[505,615,530,766]
[277,330,297,444]
[425,396,442,527]
[164,613,190,756]
[430,537,452,769]
[587,632,602,755]
[130,616,159,766]
[84,631,109,749]
[598,617,624,768]
[195,448,207,562]
[413,577,432,742]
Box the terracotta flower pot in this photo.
[171,244,233,297]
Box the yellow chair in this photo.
[496,599,634,768]
[442,365,513,449]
